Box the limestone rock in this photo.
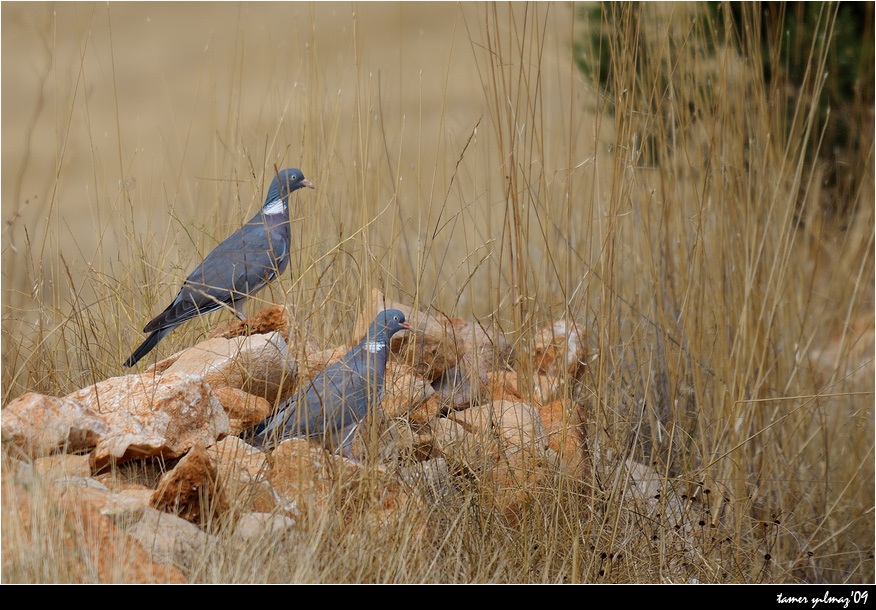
[230,512,300,547]
[151,444,228,527]
[126,505,212,574]
[532,319,594,378]
[210,305,291,344]
[438,399,556,523]
[163,332,295,404]
[380,362,436,419]
[211,386,272,435]
[68,373,230,471]
[206,436,276,514]
[1,393,106,458]
[537,399,590,482]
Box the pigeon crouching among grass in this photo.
[243,309,411,459]
[123,168,314,367]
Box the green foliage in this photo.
[575,1,874,218]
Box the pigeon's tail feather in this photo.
[239,416,273,448]
[123,327,172,367]
[239,427,265,449]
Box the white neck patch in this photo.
[364,341,385,354]
[263,198,286,216]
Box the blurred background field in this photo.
[2,2,873,583]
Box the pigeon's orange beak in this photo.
[401,321,411,330]
[302,179,315,190]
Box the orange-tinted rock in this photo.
[163,332,295,404]
[266,439,339,509]
[151,444,229,527]
[212,386,272,435]
[532,319,595,378]
[2,465,186,583]
[212,305,291,343]
[408,393,442,425]
[207,436,276,513]
[1,393,106,458]
[34,454,92,479]
[70,373,230,471]
[485,369,524,401]
[445,317,513,375]
[440,399,555,523]
[537,399,590,482]
[380,362,436,419]
[2,374,230,471]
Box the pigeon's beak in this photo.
[401,321,411,330]
[302,179,315,190]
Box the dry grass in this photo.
[2,2,872,583]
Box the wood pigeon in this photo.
[123,168,314,367]
[244,308,412,458]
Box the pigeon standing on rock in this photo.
[123,168,314,367]
[244,309,412,458]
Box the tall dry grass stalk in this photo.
[2,2,872,582]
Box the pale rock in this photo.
[126,505,212,573]
[450,399,549,455]
[441,399,556,523]
[1,392,106,458]
[531,372,566,405]
[64,373,230,470]
[299,344,347,373]
[593,445,698,575]
[34,453,92,479]
[532,319,596,378]
[101,488,156,528]
[163,331,295,404]
[380,362,436,419]
[398,457,452,502]
[430,417,496,473]
[231,512,300,546]
[52,475,110,492]
[536,399,590,482]
[211,386,272,435]
[206,436,277,513]
[445,316,513,376]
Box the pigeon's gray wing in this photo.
[143,213,289,334]
[123,168,311,368]
[250,352,378,453]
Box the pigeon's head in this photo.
[265,168,315,206]
[370,309,411,341]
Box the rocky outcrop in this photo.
[2,294,599,582]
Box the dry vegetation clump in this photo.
[2,3,872,583]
